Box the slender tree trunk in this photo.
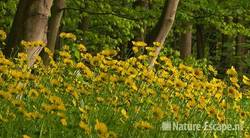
[4,0,29,57]
[3,0,53,66]
[41,0,65,65]
[219,17,234,72]
[180,23,192,59]
[235,35,246,71]
[172,27,179,50]
[208,29,217,63]
[196,24,205,59]
[219,34,231,71]
[147,0,180,68]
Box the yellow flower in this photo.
[59,32,77,41]
[170,104,179,116]
[10,70,23,79]
[243,75,250,86]
[226,66,237,76]
[0,30,6,41]
[79,121,91,134]
[51,79,60,86]
[151,106,164,120]
[208,65,218,75]
[21,40,46,48]
[95,119,108,135]
[100,49,117,57]
[22,135,31,138]
[124,78,138,91]
[193,69,204,79]
[245,132,250,138]
[121,108,129,119]
[228,87,241,101]
[134,120,153,129]
[23,111,43,120]
[0,58,13,66]
[229,77,238,84]
[175,79,187,89]
[78,44,87,52]
[132,41,147,47]
[60,118,67,126]
[186,99,196,109]
[132,47,139,53]
[49,96,63,104]
[63,58,73,65]
[59,51,71,58]
[198,96,206,109]
[216,111,225,123]
[28,89,39,99]
[76,62,86,69]
[219,100,227,109]
[0,91,12,100]
[153,42,161,47]
[206,106,217,116]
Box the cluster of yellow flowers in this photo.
[59,32,77,41]
[21,40,46,48]
[0,38,249,137]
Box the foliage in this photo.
[0,33,249,137]
[0,0,17,30]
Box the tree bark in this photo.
[147,0,180,68]
[41,0,65,65]
[3,0,53,66]
[4,0,29,57]
[219,33,231,71]
[208,29,217,63]
[196,24,205,59]
[235,35,247,71]
[180,23,192,59]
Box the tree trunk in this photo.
[196,24,205,59]
[41,0,65,65]
[219,34,231,71]
[4,0,29,57]
[3,0,53,66]
[147,0,180,68]
[235,35,247,72]
[180,23,192,59]
[208,29,217,63]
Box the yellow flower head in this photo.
[21,40,45,48]
[216,112,225,123]
[59,32,77,41]
[175,79,187,89]
[151,106,164,120]
[132,41,147,47]
[28,89,39,99]
[60,118,67,126]
[100,49,117,57]
[206,106,217,116]
[0,30,7,41]
[22,135,31,138]
[78,44,87,52]
[134,120,153,129]
[79,121,91,134]
[208,65,218,75]
[226,66,237,76]
[153,42,161,47]
[243,75,250,86]
[95,119,108,135]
